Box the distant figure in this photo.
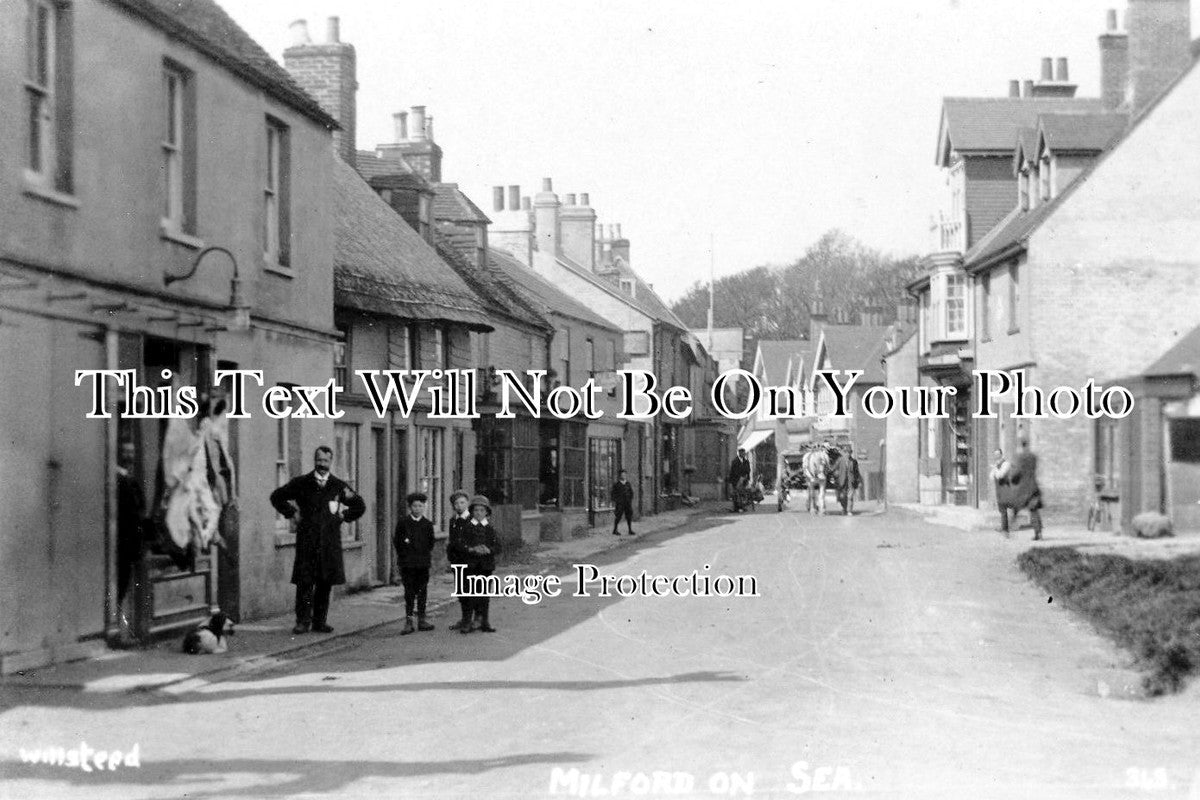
[990,448,1013,533]
[728,448,752,512]
[999,438,1043,540]
[611,469,636,536]
[832,444,862,516]
[269,446,366,635]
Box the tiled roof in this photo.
[431,235,552,333]
[757,340,809,384]
[332,157,490,329]
[938,97,1103,160]
[819,325,889,384]
[1144,323,1200,379]
[432,184,491,225]
[490,249,619,332]
[1038,112,1129,153]
[114,0,337,129]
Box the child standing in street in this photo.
[394,492,435,635]
[454,495,501,633]
[446,490,472,631]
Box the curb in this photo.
[7,504,717,696]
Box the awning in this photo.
[739,429,774,452]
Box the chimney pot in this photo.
[521,197,531,210]
[580,192,590,206]
[1107,8,1119,31]
[326,16,340,44]
[1023,79,1035,97]
[1008,79,1021,97]
[508,185,520,210]
[409,106,427,141]
[493,186,505,212]
[1056,57,1069,81]
[565,193,577,206]
[1040,57,1053,80]
[542,178,553,192]
[393,111,408,142]
[615,223,623,239]
[289,19,311,46]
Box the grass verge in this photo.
[1018,546,1200,696]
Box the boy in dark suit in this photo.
[394,492,436,635]
[446,490,472,631]
[611,469,635,536]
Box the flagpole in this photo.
[707,234,715,351]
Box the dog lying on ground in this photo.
[182,612,231,654]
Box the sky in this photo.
[219,0,1198,302]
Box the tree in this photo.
[672,229,921,342]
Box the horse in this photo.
[802,445,831,515]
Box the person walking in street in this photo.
[269,446,366,635]
[611,469,636,536]
[832,444,862,516]
[394,492,436,635]
[728,448,752,512]
[446,490,472,631]
[450,495,501,633]
[999,438,1044,540]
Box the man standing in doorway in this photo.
[116,440,146,621]
[270,446,365,634]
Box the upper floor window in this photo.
[1038,155,1052,201]
[585,337,596,378]
[162,63,196,235]
[432,326,446,369]
[945,273,966,338]
[979,272,991,341]
[619,278,634,296]
[918,291,929,352]
[25,0,72,194]
[1008,263,1020,333]
[264,117,291,266]
[559,327,572,385]
[333,323,349,388]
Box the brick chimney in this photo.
[1099,9,1130,110]
[560,191,596,271]
[487,182,534,267]
[532,178,561,274]
[283,17,357,168]
[1029,55,1078,98]
[1126,0,1192,116]
[375,106,444,182]
[610,223,630,267]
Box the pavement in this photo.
[0,502,719,695]
[3,501,1200,799]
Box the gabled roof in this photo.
[332,157,490,330]
[490,249,619,332]
[113,0,337,130]
[756,340,809,385]
[814,325,889,384]
[556,254,689,332]
[432,235,552,334]
[1037,112,1129,155]
[1144,323,1200,380]
[936,97,1103,164]
[432,184,490,225]
[1012,127,1038,174]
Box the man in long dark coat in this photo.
[728,448,752,511]
[270,446,365,634]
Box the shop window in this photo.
[333,422,360,541]
[589,438,621,511]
